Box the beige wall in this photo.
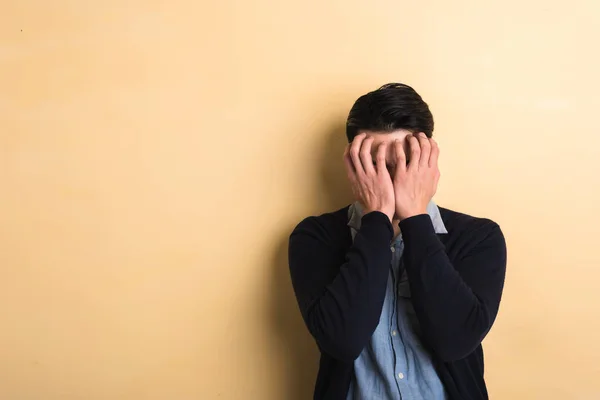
[1,1,599,399]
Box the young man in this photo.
[288,83,507,400]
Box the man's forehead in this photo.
[361,129,413,139]
[364,130,412,162]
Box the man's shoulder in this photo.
[438,206,504,244]
[290,205,352,242]
[438,206,499,227]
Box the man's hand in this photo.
[344,133,395,223]
[392,132,440,221]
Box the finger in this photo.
[350,133,367,176]
[429,138,440,168]
[433,168,441,195]
[393,139,406,176]
[360,136,376,175]
[343,144,357,182]
[407,134,421,171]
[417,132,431,168]
[375,141,389,176]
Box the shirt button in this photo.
[391,330,397,336]
[390,247,395,252]
[398,372,404,380]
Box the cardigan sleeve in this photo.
[399,214,507,362]
[288,211,393,361]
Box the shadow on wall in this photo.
[270,120,352,400]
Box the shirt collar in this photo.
[347,200,448,237]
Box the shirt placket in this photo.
[390,240,407,397]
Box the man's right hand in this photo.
[343,133,395,223]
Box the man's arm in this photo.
[400,215,507,362]
[390,132,507,362]
[288,211,393,362]
[288,133,397,362]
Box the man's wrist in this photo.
[398,209,428,221]
[398,213,440,245]
[364,208,394,223]
[361,210,395,239]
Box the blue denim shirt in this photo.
[346,202,449,400]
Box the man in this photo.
[288,83,507,400]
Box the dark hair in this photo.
[346,83,434,142]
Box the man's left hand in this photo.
[392,132,440,221]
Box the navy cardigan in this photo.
[288,206,507,399]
